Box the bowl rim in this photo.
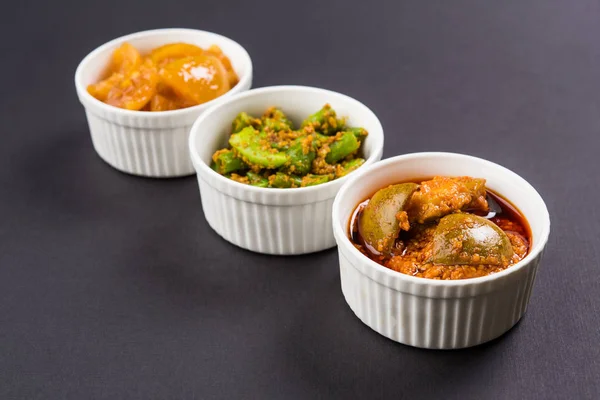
[188,85,385,195]
[74,28,253,119]
[332,151,551,287]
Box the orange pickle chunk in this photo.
[86,41,238,111]
[159,54,230,105]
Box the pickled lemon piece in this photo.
[358,183,419,255]
[432,214,514,266]
[106,60,158,110]
[87,72,123,101]
[111,43,141,73]
[150,42,205,66]
[159,54,230,105]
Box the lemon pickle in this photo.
[349,176,531,280]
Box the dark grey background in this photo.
[1,0,599,398]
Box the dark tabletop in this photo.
[2,0,599,398]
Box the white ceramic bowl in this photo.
[332,152,551,349]
[189,86,384,254]
[75,28,253,177]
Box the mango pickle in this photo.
[325,132,360,164]
[229,127,289,169]
[263,107,294,130]
[232,112,261,134]
[281,136,316,175]
[336,158,365,177]
[246,171,269,188]
[269,172,302,188]
[301,104,345,135]
[212,149,247,174]
[210,105,368,188]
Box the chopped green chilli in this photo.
[210,105,368,188]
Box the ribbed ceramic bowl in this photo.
[332,152,550,349]
[75,28,253,177]
[189,86,384,255]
